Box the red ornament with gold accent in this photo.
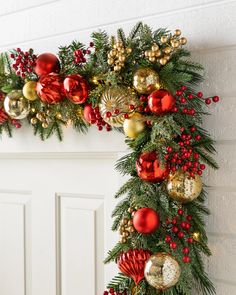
[133,208,159,234]
[83,104,96,124]
[148,89,175,115]
[63,74,89,104]
[34,53,60,77]
[36,73,64,104]
[118,249,151,285]
[136,151,169,182]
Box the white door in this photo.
[0,129,127,295]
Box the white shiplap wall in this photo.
[0,0,235,294]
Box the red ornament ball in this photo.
[136,151,169,182]
[118,249,151,285]
[34,53,60,77]
[83,104,96,124]
[133,208,159,234]
[63,74,89,104]
[36,73,64,104]
[148,89,175,115]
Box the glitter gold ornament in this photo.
[166,170,202,203]
[133,68,160,94]
[123,113,145,139]
[23,81,38,101]
[30,117,37,125]
[99,86,138,127]
[4,90,30,119]
[144,252,181,290]
[180,37,187,45]
[192,231,201,242]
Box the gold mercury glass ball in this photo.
[99,86,138,127]
[22,81,38,101]
[123,112,145,139]
[4,90,30,119]
[133,68,160,94]
[166,170,202,203]
[144,252,181,291]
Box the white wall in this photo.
[0,0,235,294]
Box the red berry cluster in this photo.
[103,288,127,295]
[10,48,37,78]
[165,126,206,177]
[175,86,220,108]
[0,108,8,124]
[165,209,194,263]
[88,105,112,131]
[11,119,21,129]
[73,42,94,64]
[105,103,138,121]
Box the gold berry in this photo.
[30,117,37,125]
[180,37,187,45]
[161,36,168,43]
[175,29,182,36]
[160,58,168,65]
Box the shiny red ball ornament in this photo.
[133,208,159,234]
[83,104,96,124]
[34,53,60,77]
[36,73,64,104]
[118,249,151,285]
[148,89,175,115]
[136,151,169,182]
[63,74,89,104]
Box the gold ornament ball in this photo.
[151,44,159,51]
[4,90,30,119]
[161,36,168,43]
[99,86,138,127]
[175,29,182,36]
[30,117,37,125]
[166,170,202,203]
[144,252,181,291]
[126,47,132,54]
[123,113,145,139]
[22,81,38,101]
[133,68,160,94]
[42,122,49,128]
[160,58,168,65]
[180,37,187,45]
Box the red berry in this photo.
[180,97,186,104]
[178,232,184,238]
[124,113,129,119]
[129,104,135,111]
[197,92,203,98]
[144,106,150,113]
[166,218,171,225]
[10,53,15,58]
[172,106,178,113]
[178,209,184,215]
[170,242,177,249]
[98,126,103,131]
[200,164,206,170]
[188,109,195,116]
[205,98,211,105]
[106,111,112,118]
[172,218,177,225]
[197,170,202,175]
[172,226,179,233]
[176,90,182,96]
[185,223,191,230]
[180,222,186,229]
[165,236,171,243]
[183,256,190,263]
[188,94,193,100]
[195,134,201,141]
[194,153,200,159]
[213,96,219,103]
[193,162,199,168]
[89,42,94,47]
[103,292,109,295]
[180,85,186,91]
[186,215,192,221]
[106,126,111,132]
[16,48,21,52]
[182,247,190,254]
[182,108,188,114]
[109,288,115,293]
[187,237,194,244]
[140,96,147,102]
[166,146,173,153]
[114,109,120,115]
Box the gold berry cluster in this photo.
[145,29,187,66]
[107,41,132,72]
[119,207,136,243]
[30,108,62,128]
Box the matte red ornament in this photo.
[34,53,60,77]
[118,249,151,285]
[133,208,159,234]
[83,104,96,124]
[148,89,175,114]
[63,74,89,104]
[136,151,169,182]
[36,73,64,104]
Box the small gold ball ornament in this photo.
[166,170,202,203]
[99,86,138,127]
[144,252,181,291]
[175,29,182,36]
[30,117,37,125]
[22,81,38,101]
[123,113,145,139]
[4,90,30,119]
[133,68,160,94]
[180,37,187,45]
[161,36,168,43]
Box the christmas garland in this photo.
[0,23,219,295]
